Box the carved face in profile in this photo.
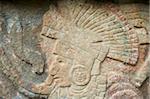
[40,1,140,85]
[34,0,149,98]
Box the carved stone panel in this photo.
[0,0,149,99]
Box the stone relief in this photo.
[0,0,149,99]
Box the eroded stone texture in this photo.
[0,0,49,98]
[0,0,149,99]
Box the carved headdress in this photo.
[41,0,142,65]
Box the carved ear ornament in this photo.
[70,65,91,86]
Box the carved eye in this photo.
[57,58,63,63]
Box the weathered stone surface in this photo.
[0,0,149,99]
